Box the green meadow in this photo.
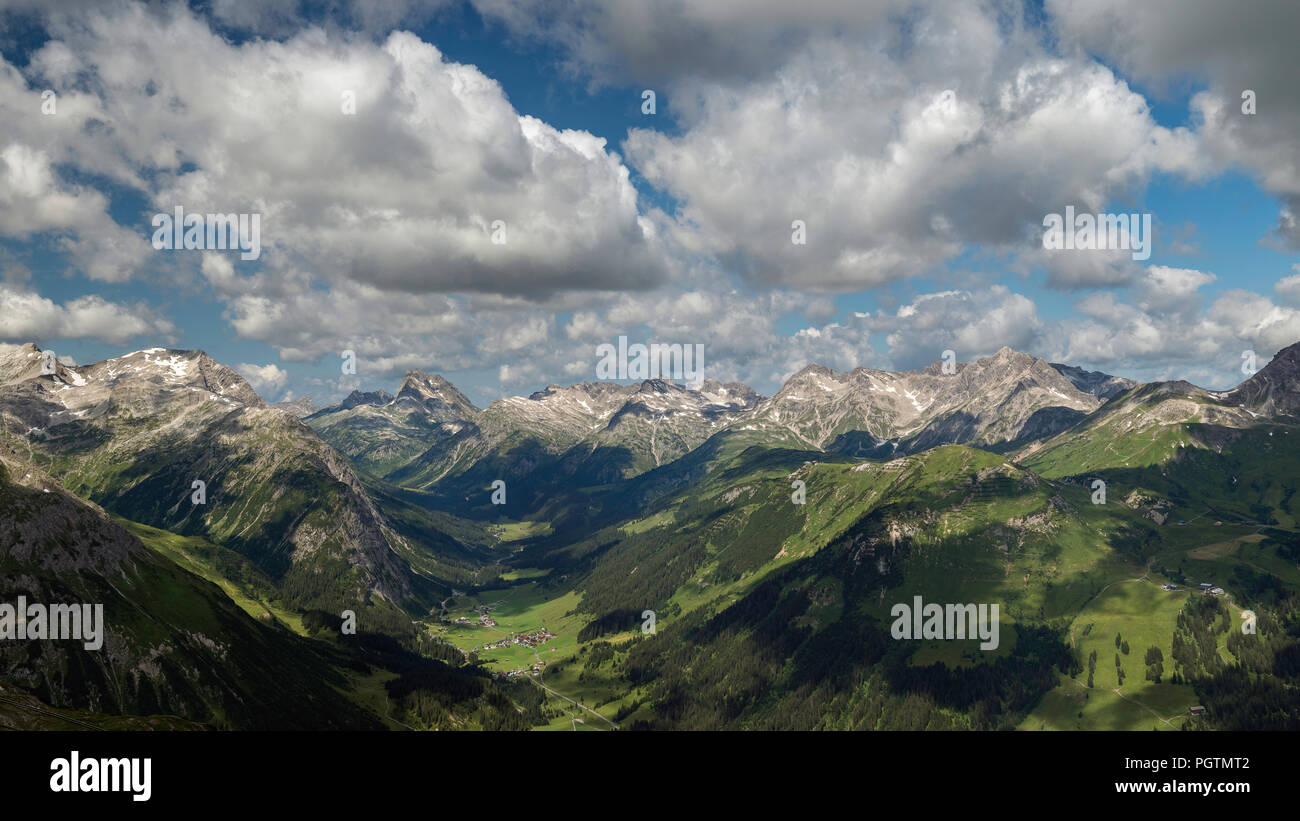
[123,516,307,635]
[1022,578,1201,730]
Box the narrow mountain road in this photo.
[1111,688,1177,729]
[529,677,619,730]
[0,694,102,730]
[1062,674,1182,729]
[530,641,619,730]
[383,693,418,731]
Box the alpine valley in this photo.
[2,340,1299,731]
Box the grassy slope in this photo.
[1015,406,1300,729]
[122,517,308,635]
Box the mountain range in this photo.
[2,338,1298,731]
[304,347,1133,513]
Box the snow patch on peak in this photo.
[141,350,192,379]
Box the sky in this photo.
[1,0,1299,408]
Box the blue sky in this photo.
[1,0,1298,406]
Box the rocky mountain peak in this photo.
[396,369,478,416]
[955,347,1088,397]
[273,396,318,418]
[1050,362,1136,400]
[527,385,564,401]
[525,381,629,403]
[698,379,764,405]
[743,345,1107,453]
[791,363,836,380]
[776,364,841,396]
[637,378,675,394]
[1231,341,1300,417]
[1270,340,1300,368]
[55,347,265,407]
[399,369,447,396]
[0,342,55,385]
[972,346,1047,374]
[340,389,394,410]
